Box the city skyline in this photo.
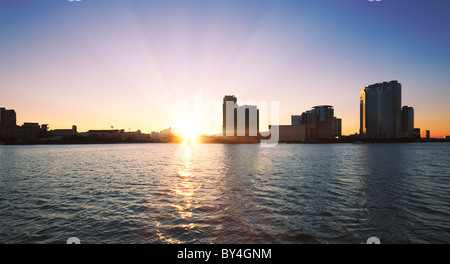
[3,81,446,139]
[1,1,450,137]
[2,88,447,143]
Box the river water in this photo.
[0,143,449,244]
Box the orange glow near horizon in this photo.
[171,121,203,144]
[8,98,450,139]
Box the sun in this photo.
[182,126,199,140]
[176,122,201,143]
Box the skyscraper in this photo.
[334,117,342,138]
[222,95,259,138]
[401,106,414,138]
[360,80,402,138]
[222,95,237,136]
[424,130,430,140]
[0,107,18,139]
[237,105,259,137]
[0,108,17,128]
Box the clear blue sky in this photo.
[1,0,449,136]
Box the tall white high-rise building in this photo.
[222,95,259,137]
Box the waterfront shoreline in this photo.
[0,137,447,145]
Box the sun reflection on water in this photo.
[154,146,203,243]
[154,146,201,243]
[173,146,196,218]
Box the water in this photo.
[0,143,449,244]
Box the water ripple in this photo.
[1,143,449,243]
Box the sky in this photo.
[1,0,449,137]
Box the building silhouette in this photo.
[401,106,414,138]
[0,108,17,128]
[305,105,340,139]
[0,106,156,144]
[222,95,259,138]
[272,105,342,142]
[22,122,40,141]
[424,130,431,140]
[414,128,421,139]
[51,125,78,137]
[0,107,21,140]
[360,80,402,138]
[334,117,342,138]
[150,127,174,142]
